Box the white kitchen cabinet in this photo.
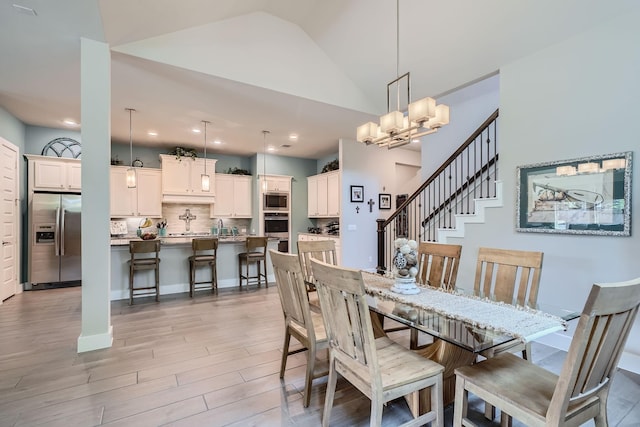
[263,175,290,192]
[307,170,340,218]
[110,166,162,218]
[297,233,341,265]
[29,156,81,192]
[210,174,252,218]
[159,154,217,203]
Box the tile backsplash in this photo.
[115,204,251,236]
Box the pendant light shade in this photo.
[201,120,210,192]
[262,130,269,192]
[126,108,136,188]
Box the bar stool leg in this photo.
[238,257,242,289]
[262,259,268,288]
[189,261,194,298]
[155,263,160,302]
[211,261,217,294]
[129,263,134,305]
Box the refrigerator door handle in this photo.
[55,206,61,256]
[60,208,66,256]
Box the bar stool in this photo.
[128,240,161,305]
[188,237,219,297]
[238,236,268,289]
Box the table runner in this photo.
[362,271,567,342]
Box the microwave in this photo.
[264,192,288,211]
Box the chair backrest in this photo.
[192,237,218,255]
[417,242,462,290]
[269,249,317,340]
[246,236,268,253]
[129,240,160,258]
[297,239,337,285]
[474,247,543,308]
[548,277,640,423]
[310,258,382,390]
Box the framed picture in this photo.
[379,193,391,210]
[516,151,632,236]
[350,185,364,203]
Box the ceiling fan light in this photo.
[380,110,404,134]
[357,122,380,143]
[408,97,436,124]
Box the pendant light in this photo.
[201,120,211,192]
[262,130,269,192]
[125,108,136,188]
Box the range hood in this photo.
[162,194,215,204]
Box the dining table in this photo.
[360,271,579,416]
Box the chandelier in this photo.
[356,0,449,149]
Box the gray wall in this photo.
[449,9,640,369]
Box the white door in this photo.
[1,138,19,302]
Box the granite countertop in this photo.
[298,232,340,238]
[110,234,274,246]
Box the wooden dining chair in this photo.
[474,246,543,359]
[310,258,444,427]
[297,239,337,293]
[401,242,462,349]
[454,277,640,427]
[269,249,329,408]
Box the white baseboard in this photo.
[77,325,113,353]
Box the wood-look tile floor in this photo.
[1,286,639,426]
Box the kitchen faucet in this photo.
[217,218,223,236]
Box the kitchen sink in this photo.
[167,232,211,237]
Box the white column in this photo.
[78,37,113,352]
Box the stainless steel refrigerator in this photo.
[28,193,81,289]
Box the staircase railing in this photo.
[376,109,499,273]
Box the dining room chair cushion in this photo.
[310,258,444,427]
[269,249,329,408]
[453,277,640,427]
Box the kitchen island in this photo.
[110,235,278,301]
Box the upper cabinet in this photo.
[263,175,291,193]
[307,170,340,218]
[26,155,81,192]
[210,174,252,218]
[159,154,217,204]
[110,167,162,218]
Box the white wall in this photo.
[340,140,421,270]
[452,10,640,371]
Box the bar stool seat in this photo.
[128,240,161,305]
[188,238,219,297]
[238,236,268,289]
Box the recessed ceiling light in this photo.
[288,133,298,141]
[267,146,276,152]
[192,128,201,133]
[148,131,158,137]
[62,119,79,126]
[213,139,222,145]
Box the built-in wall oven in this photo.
[264,212,289,252]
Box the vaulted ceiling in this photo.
[0,0,635,159]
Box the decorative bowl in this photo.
[141,232,157,240]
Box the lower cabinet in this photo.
[110,167,162,217]
[297,233,341,265]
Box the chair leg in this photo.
[211,262,217,294]
[189,262,194,298]
[263,259,268,288]
[129,265,134,305]
[238,256,242,289]
[431,374,444,427]
[280,328,291,379]
[322,357,338,427]
[410,329,419,349]
[303,342,316,408]
[453,377,468,427]
[155,264,160,302]
[370,393,384,427]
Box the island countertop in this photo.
[110,235,277,246]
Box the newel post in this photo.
[376,219,386,275]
